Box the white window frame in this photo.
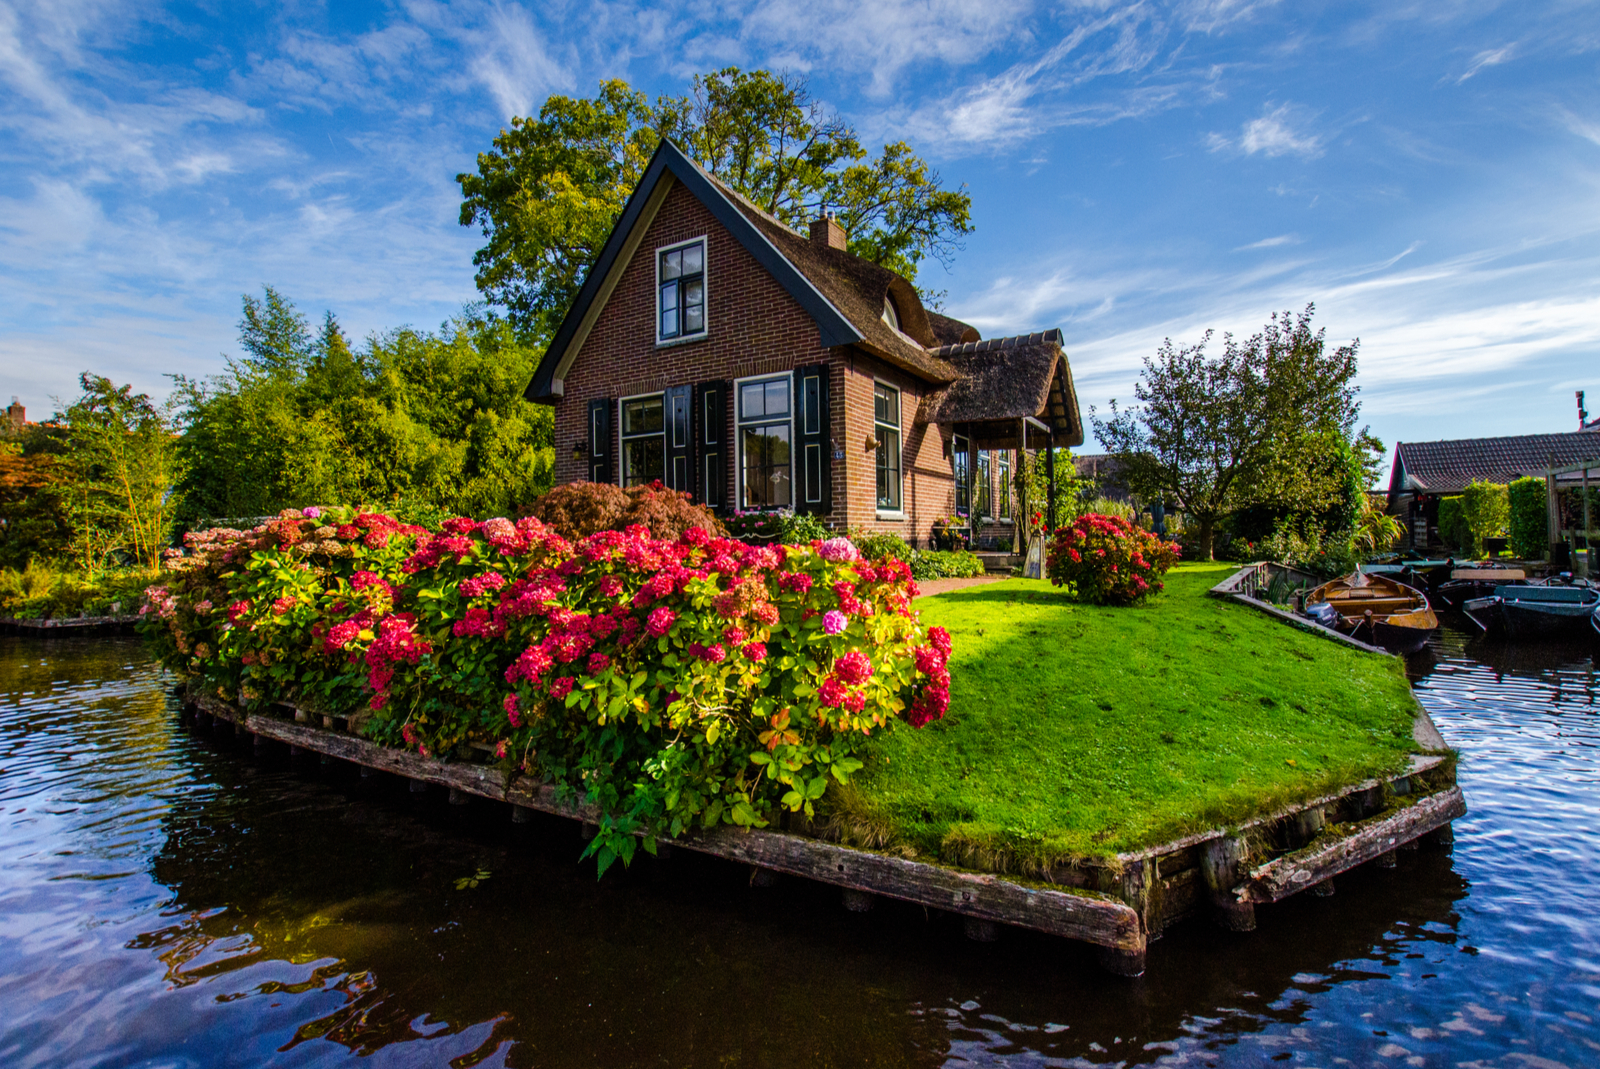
[997,450,1012,523]
[618,391,666,487]
[655,236,708,347]
[873,379,903,518]
[733,372,793,511]
[952,433,970,519]
[977,449,993,520]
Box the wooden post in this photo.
[1548,469,1562,564]
[1045,433,1057,533]
[1584,464,1593,578]
[966,429,979,548]
[1200,836,1256,932]
[1096,944,1147,978]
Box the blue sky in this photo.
[3,1,1597,467]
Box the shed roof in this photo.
[1389,431,1600,495]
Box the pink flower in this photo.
[743,642,767,662]
[504,692,521,728]
[822,610,848,635]
[723,625,747,646]
[303,506,322,519]
[928,626,952,657]
[549,676,575,699]
[833,649,873,685]
[646,606,676,637]
[271,595,298,616]
[586,652,612,674]
[818,678,849,707]
[818,537,860,562]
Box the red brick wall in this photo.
[550,177,981,543]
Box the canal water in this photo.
[0,623,1595,1068]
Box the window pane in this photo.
[680,242,703,275]
[741,424,791,508]
[877,428,900,509]
[623,396,663,435]
[683,305,703,334]
[740,382,765,419]
[623,437,664,487]
[661,250,681,280]
[764,380,788,417]
[660,279,678,337]
[683,279,703,309]
[874,384,898,425]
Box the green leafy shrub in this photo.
[724,510,828,545]
[139,511,950,874]
[1460,480,1509,557]
[851,531,911,562]
[907,549,986,580]
[1046,513,1180,605]
[1508,477,1547,559]
[0,562,157,619]
[1436,496,1469,554]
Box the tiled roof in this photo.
[1391,432,1600,494]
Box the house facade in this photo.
[525,139,1083,549]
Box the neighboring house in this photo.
[524,139,1083,550]
[1386,430,1600,549]
[4,397,24,433]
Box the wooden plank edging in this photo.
[190,694,1144,953]
[1239,786,1467,903]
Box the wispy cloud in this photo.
[1208,101,1324,158]
[1236,233,1300,250]
[1456,44,1513,83]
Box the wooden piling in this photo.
[1200,837,1256,932]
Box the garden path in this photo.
[912,574,1008,598]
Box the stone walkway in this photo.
[913,574,1010,599]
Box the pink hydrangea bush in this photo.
[139,507,953,873]
[1045,512,1181,606]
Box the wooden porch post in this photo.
[1547,468,1561,561]
[966,427,979,548]
[1046,431,1058,533]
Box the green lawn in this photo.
[828,563,1425,872]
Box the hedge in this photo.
[1508,477,1547,559]
[140,507,951,873]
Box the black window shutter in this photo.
[793,363,831,516]
[587,398,614,484]
[693,380,728,510]
[664,384,693,493]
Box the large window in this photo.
[737,375,791,509]
[620,394,664,486]
[874,382,901,511]
[997,451,1011,520]
[952,434,969,517]
[976,450,992,519]
[658,240,706,341]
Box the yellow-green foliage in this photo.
[0,563,157,619]
[825,565,1421,873]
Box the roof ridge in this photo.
[932,328,1063,357]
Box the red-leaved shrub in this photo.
[1046,513,1180,605]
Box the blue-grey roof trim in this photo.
[525,139,861,403]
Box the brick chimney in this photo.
[809,212,847,251]
[5,396,23,432]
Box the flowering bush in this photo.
[723,509,829,545]
[1045,513,1180,605]
[139,506,952,873]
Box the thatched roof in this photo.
[927,310,980,346]
[923,330,1084,445]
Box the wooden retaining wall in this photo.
[1209,562,1391,654]
[181,691,1463,978]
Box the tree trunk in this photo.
[1198,515,1215,561]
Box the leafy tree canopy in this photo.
[171,288,554,525]
[1092,305,1362,560]
[457,68,974,338]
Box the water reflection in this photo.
[0,627,1596,1067]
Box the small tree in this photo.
[59,375,184,570]
[1459,480,1509,557]
[1093,306,1360,560]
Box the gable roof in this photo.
[525,138,958,403]
[924,330,1085,445]
[525,139,865,403]
[1389,431,1600,495]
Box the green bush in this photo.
[0,563,157,619]
[907,549,986,580]
[1460,480,1509,557]
[1508,477,1547,559]
[852,531,911,562]
[1437,496,1469,554]
[724,510,828,545]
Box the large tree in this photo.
[457,68,973,339]
[1092,306,1361,560]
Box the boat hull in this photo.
[1461,585,1600,638]
[1304,572,1439,654]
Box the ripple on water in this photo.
[0,625,1598,1067]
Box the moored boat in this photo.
[1461,583,1600,638]
[1303,571,1440,654]
[1436,567,1529,608]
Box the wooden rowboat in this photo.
[1303,572,1439,654]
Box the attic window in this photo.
[658,239,706,343]
[881,296,900,332]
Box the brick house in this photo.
[524,139,1083,550]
